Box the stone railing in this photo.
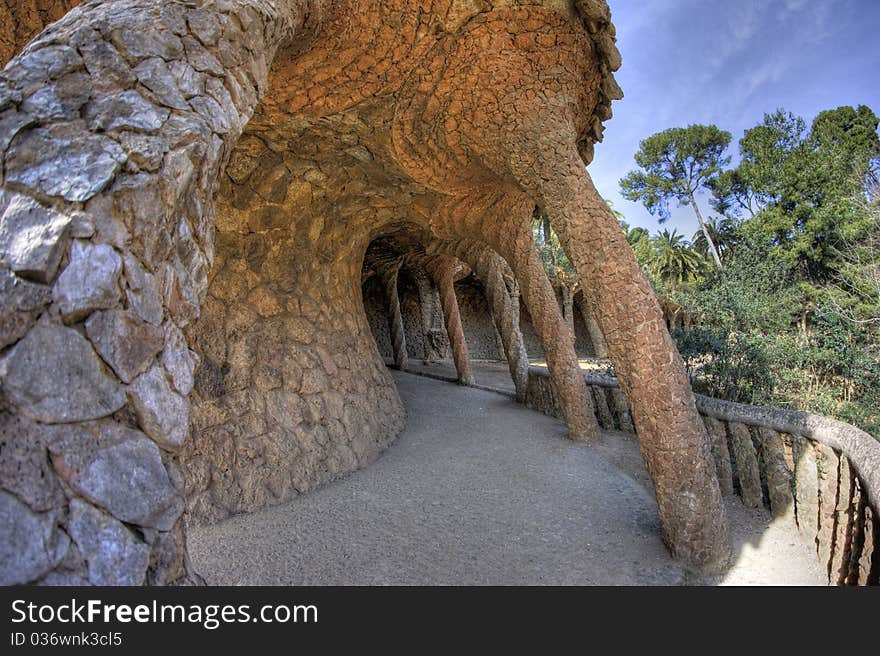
[524,366,879,586]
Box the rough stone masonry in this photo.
[0,0,730,586]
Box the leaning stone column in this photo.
[434,196,599,442]
[388,1,728,573]
[509,281,522,332]
[426,256,474,385]
[440,19,729,568]
[429,241,530,403]
[476,249,530,403]
[577,291,610,358]
[561,284,575,337]
[498,230,598,442]
[525,155,730,573]
[491,319,506,361]
[379,262,408,371]
[412,268,440,361]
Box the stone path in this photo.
[394,358,520,395]
[189,369,826,585]
[396,357,614,396]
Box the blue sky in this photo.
[588,0,880,238]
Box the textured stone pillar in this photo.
[758,427,795,519]
[385,0,729,573]
[429,241,530,403]
[577,292,610,358]
[477,248,529,403]
[412,268,442,361]
[398,15,728,563]
[492,319,506,361]
[427,256,474,386]
[433,196,598,442]
[561,285,575,336]
[447,209,599,442]
[530,161,730,573]
[498,234,598,442]
[379,263,408,371]
[509,282,522,332]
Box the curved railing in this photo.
[524,366,879,586]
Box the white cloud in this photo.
[588,0,876,233]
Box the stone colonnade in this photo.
[0,0,731,584]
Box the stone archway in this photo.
[0,0,729,585]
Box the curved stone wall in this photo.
[182,223,404,525]
[362,276,394,359]
[398,268,426,360]
[455,276,502,361]
[0,0,320,585]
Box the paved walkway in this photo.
[399,358,520,395]
[189,369,825,585]
[395,357,615,395]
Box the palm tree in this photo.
[531,206,574,280]
[648,229,707,286]
[645,229,707,329]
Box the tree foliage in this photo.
[616,105,880,437]
[621,124,732,269]
[715,106,880,285]
[620,125,732,219]
[647,229,705,286]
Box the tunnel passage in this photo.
[362,233,604,369]
[0,0,736,585]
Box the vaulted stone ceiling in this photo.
[0,0,730,585]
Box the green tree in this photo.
[618,220,651,270]
[716,107,880,285]
[826,181,880,326]
[709,168,758,219]
[647,229,706,286]
[691,216,737,261]
[673,238,801,403]
[532,206,574,280]
[620,124,731,270]
[621,106,880,436]
[734,109,807,212]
